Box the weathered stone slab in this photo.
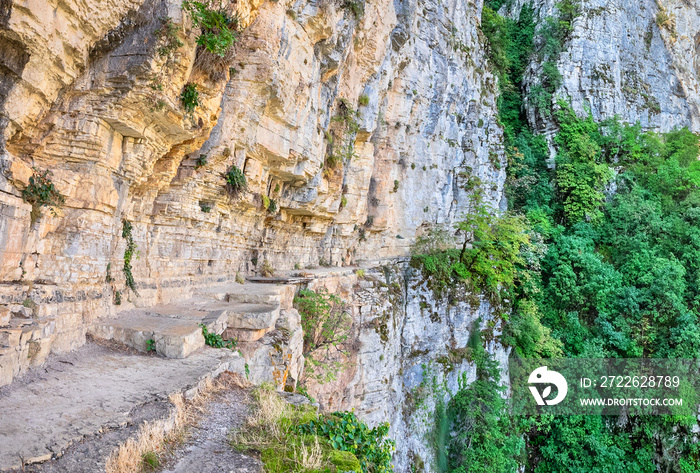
[226,303,280,330]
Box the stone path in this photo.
[0,342,243,471]
[161,388,262,473]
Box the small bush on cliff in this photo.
[183,0,241,57]
[268,198,277,214]
[326,99,360,169]
[194,154,208,169]
[180,83,201,115]
[155,17,184,57]
[294,288,352,383]
[21,168,65,224]
[224,165,247,196]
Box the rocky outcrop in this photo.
[302,265,509,472]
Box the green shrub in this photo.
[141,450,160,470]
[358,94,369,106]
[343,0,364,18]
[180,82,201,115]
[200,324,236,349]
[194,154,208,169]
[294,288,352,383]
[183,0,240,57]
[232,385,373,473]
[326,98,360,168]
[298,411,395,473]
[146,339,156,352]
[154,17,183,57]
[21,168,65,224]
[267,198,277,214]
[224,165,247,196]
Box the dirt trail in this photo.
[161,387,262,473]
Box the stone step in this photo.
[90,313,206,359]
[198,283,295,309]
[90,281,297,359]
[89,300,232,359]
[227,303,280,330]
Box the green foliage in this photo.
[114,290,122,305]
[141,450,160,470]
[262,194,270,210]
[182,0,240,57]
[455,191,531,303]
[195,154,208,169]
[298,411,395,473]
[21,167,65,224]
[122,220,139,295]
[294,289,352,383]
[180,82,201,115]
[199,202,212,212]
[200,323,236,349]
[326,99,360,168]
[146,339,156,352]
[358,94,369,106]
[154,17,183,57]
[447,332,525,473]
[506,78,700,473]
[412,188,532,306]
[224,165,247,196]
[268,198,277,214]
[478,4,700,471]
[232,385,372,473]
[342,0,364,18]
[480,6,510,84]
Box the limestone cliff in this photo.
[0,0,504,385]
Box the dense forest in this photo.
[412,1,700,471]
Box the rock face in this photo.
[300,266,509,472]
[0,0,504,389]
[508,0,700,135]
